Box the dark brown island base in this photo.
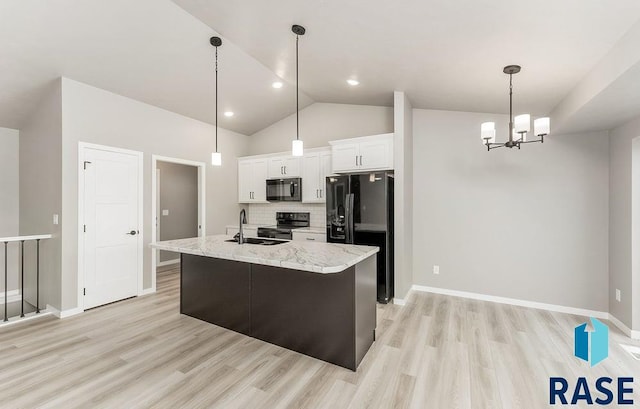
[150,235,379,371]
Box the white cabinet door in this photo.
[332,143,359,173]
[302,153,321,203]
[239,158,268,203]
[283,157,301,177]
[252,159,268,202]
[359,139,391,170]
[319,151,332,200]
[269,156,301,178]
[268,157,286,178]
[238,160,253,203]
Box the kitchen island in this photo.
[150,235,379,371]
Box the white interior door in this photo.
[83,147,141,309]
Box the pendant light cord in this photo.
[296,34,299,142]
[215,46,218,153]
[508,73,513,142]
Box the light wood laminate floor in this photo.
[1,266,639,408]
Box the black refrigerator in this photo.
[326,172,394,303]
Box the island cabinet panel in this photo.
[251,265,357,370]
[179,252,377,371]
[180,255,251,336]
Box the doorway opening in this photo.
[151,155,205,293]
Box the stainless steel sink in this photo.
[225,237,288,246]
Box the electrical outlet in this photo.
[162,209,169,216]
[433,265,440,275]
[616,289,621,302]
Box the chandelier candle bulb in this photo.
[481,122,496,144]
[534,117,550,136]
[514,114,531,134]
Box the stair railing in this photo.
[1,234,52,322]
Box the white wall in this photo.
[393,92,413,300]
[413,109,609,312]
[0,127,20,293]
[248,102,393,155]
[60,78,250,311]
[609,115,640,329]
[19,81,63,309]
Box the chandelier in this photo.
[481,65,550,151]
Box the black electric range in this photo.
[257,212,310,240]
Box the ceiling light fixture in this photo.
[224,111,234,117]
[481,65,550,151]
[291,24,306,157]
[210,36,222,167]
[272,81,283,89]
[347,79,359,86]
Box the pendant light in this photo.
[291,25,306,157]
[481,65,550,151]
[210,36,223,166]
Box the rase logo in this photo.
[549,318,634,406]
[574,317,608,367]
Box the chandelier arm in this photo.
[487,143,507,151]
[518,138,544,145]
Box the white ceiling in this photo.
[174,0,640,118]
[1,1,640,136]
[0,0,312,135]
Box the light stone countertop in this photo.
[150,235,378,274]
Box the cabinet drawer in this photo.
[292,231,327,242]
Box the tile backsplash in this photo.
[248,203,326,227]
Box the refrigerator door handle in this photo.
[345,193,355,244]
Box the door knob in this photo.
[126,230,138,235]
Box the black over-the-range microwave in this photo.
[266,178,302,202]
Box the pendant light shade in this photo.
[291,24,306,157]
[292,140,304,157]
[211,152,222,166]
[210,36,222,166]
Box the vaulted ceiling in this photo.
[1,0,640,136]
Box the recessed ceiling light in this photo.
[347,79,359,86]
[272,81,283,89]
[224,111,234,117]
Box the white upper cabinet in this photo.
[238,158,268,203]
[268,156,301,178]
[329,133,394,173]
[302,148,332,203]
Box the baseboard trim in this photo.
[411,285,609,320]
[157,259,180,267]
[609,314,640,340]
[0,289,21,303]
[0,309,53,327]
[393,298,406,306]
[139,287,156,296]
[47,304,84,319]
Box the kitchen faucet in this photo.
[238,209,247,244]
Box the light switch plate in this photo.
[162,209,169,216]
[433,265,440,275]
[616,289,621,302]
[53,214,59,225]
